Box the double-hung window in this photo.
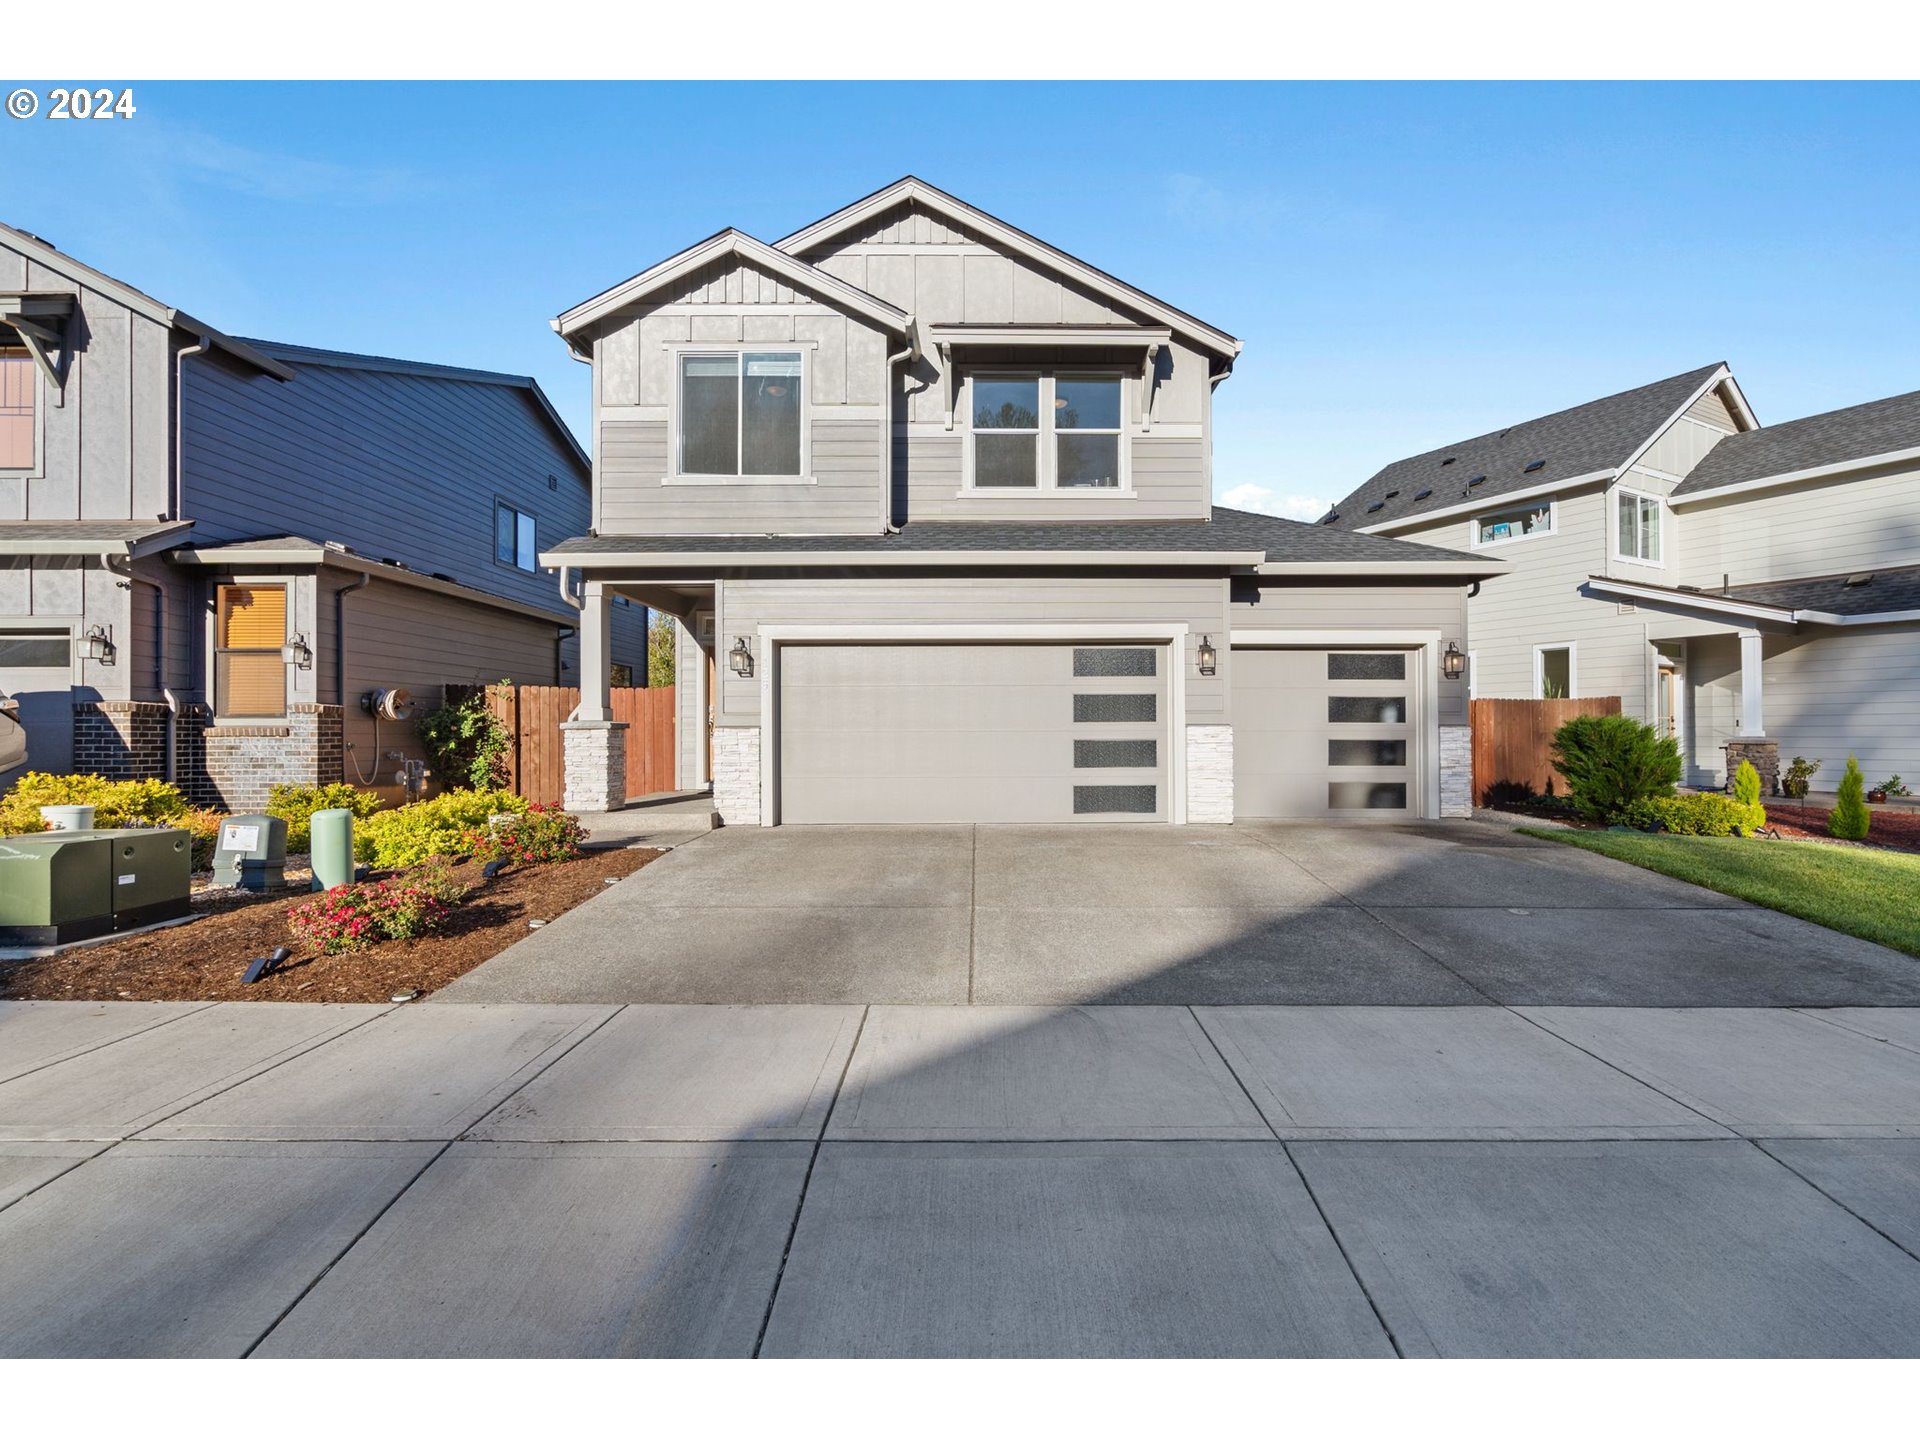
[0,335,34,471]
[216,584,287,719]
[969,372,1124,490]
[677,351,803,478]
[1616,489,1662,563]
[495,502,536,571]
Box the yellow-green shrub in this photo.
[1625,792,1764,837]
[356,787,529,868]
[0,773,190,836]
[267,781,384,853]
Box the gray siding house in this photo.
[0,221,644,806]
[547,178,1503,825]
[1327,365,1920,793]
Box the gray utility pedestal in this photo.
[212,815,289,892]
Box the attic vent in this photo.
[1440,457,1456,466]
[1467,475,1487,489]
[1413,488,1432,501]
[547,474,559,491]
[1523,459,1546,473]
[1321,514,1338,525]
[1383,490,1400,500]
[1844,573,1874,587]
[1366,501,1386,514]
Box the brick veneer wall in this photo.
[72,701,170,781]
[182,704,346,811]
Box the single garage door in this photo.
[0,627,74,776]
[1234,647,1419,818]
[778,642,1168,824]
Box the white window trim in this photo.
[961,367,1132,496]
[0,343,48,480]
[1611,485,1667,569]
[1533,641,1578,699]
[665,345,814,486]
[1467,649,1478,700]
[1468,496,1557,549]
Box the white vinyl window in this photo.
[968,371,1125,491]
[0,338,35,471]
[677,351,803,478]
[1472,499,1554,547]
[495,502,536,572]
[1534,643,1576,700]
[1616,489,1663,564]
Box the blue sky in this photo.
[4,81,1917,517]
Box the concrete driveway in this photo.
[438,820,1920,1007]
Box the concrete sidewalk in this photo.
[3,998,1920,1356]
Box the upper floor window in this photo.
[216,584,287,719]
[969,372,1124,491]
[1616,489,1663,564]
[678,351,803,478]
[1473,499,1553,547]
[0,339,34,470]
[496,502,537,571]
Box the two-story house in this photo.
[545,177,1503,826]
[1327,364,1920,794]
[0,221,645,806]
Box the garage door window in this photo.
[1329,739,1407,766]
[1074,785,1157,814]
[1329,782,1408,810]
[0,630,69,667]
[1328,652,1404,680]
[1073,647,1156,677]
[1074,693,1156,723]
[1074,739,1157,768]
[1329,696,1406,724]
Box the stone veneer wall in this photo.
[1724,738,1781,797]
[1184,724,1234,823]
[712,726,761,826]
[1439,723,1472,818]
[562,720,628,812]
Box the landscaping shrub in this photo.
[415,685,511,791]
[468,803,587,866]
[0,773,190,835]
[1831,756,1872,840]
[1732,759,1767,831]
[287,864,466,954]
[1782,755,1822,799]
[176,808,225,870]
[1550,714,1683,821]
[356,787,529,868]
[1626,792,1763,838]
[1874,775,1912,798]
[267,781,384,853]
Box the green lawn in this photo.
[1517,827,1920,958]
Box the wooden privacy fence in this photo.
[1469,696,1622,804]
[461,684,676,808]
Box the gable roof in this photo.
[1669,388,1920,501]
[1588,563,1920,626]
[1328,364,1735,533]
[237,338,590,476]
[774,177,1241,364]
[553,228,911,346]
[0,219,292,380]
[544,505,1503,578]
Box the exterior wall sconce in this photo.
[728,636,754,678]
[1197,635,1217,676]
[1443,641,1466,680]
[282,633,314,670]
[80,624,115,664]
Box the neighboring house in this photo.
[0,222,645,807]
[545,177,1503,825]
[1327,364,1920,791]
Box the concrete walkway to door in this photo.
[435,821,1920,1008]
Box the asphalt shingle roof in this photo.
[547,506,1488,566]
[1727,564,1920,617]
[1326,364,1726,530]
[1671,389,1920,498]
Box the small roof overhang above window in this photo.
[0,292,78,404]
[924,323,1177,432]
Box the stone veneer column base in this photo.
[712,727,762,826]
[1439,723,1472,818]
[562,721,628,812]
[1724,737,1780,796]
[1184,724,1234,823]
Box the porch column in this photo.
[574,580,613,724]
[562,580,625,811]
[1737,628,1765,736]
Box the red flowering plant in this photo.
[287,864,466,953]
[465,803,587,867]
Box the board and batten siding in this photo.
[712,575,1229,727]
[1673,462,1920,588]
[1229,583,1471,727]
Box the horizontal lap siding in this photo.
[716,575,1228,725]
[896,434,1207,523]
[1675,464,1920,586]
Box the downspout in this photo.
[332,572,371,705]
[173,334,212,522]
[882,326,918,535]
[102,552,177,782]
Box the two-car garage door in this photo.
[778,643,1168,824]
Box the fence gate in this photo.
[1469,696,1622,805]
[478,684,676,808]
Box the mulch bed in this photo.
[1489,795,1920,852]
[0,846,663,1004]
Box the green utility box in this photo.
[0,828,193,945]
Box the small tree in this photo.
[1731,758,1766,834]
[1550,713,1683,821]
[1830,756,1871,840]
[646,611,677,689]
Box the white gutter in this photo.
[1793,607,1920,626]
[1585,576,1796,625]
[539,548,1271,570]
[100,553,176,782]
[1668,444,1920,508]
[882,331,919,534]
[172,334,212,522]
[1355,469,1614,534]
[1254,559,1507,578]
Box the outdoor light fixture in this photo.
[1443,641,1466,680]
[281,633,314,670]
[1197,635,1217,676]
[80,624,115,664]
[728,635,754,678]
